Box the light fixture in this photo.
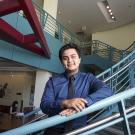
[68,20,71,24]
[58,10,61,15]
[82,25,87,31]
[106,5,110,9]
[108,9,112,13]
[97,0,116,23]
[110,12,113,15]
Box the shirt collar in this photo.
[64,71,80,80]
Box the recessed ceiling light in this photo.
[58,10,61,15]
[82,25,87,31]
[97,0,116,23]
[106,5,110,9]
[110,12,113,15]
[108,9,112,12]
[68,20,71,24]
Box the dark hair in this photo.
[11,100,18,113]
[12,100,18,106]
[59,43,81,61]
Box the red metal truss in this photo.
[0,19,44,56]
[0,0,50,58]
[0,0,20,16]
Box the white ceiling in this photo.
[57,0,135,35]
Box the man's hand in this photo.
[61,98,88,112]
[59,108,76,116]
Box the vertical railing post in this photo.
[110,67,113,91]
[109,47,113,63]
[71,33,75,43]
[129,63,135,88]
[42,11,48,30]
[41,11,45,28]
[91,41,94,55]
[118,100,131,135]
[58,24,63,42]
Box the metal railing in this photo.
[32,0,132,63]
[86,45,135,123]
[22,107,41,124]
[66,105,135,135]
[80,40,135,64]
[1,87,135,135]
[97,48,135,92]
[32,0,80,46]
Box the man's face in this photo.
[62,48,81,72]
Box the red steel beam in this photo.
[20,0,50,58]
[0,19,23,44]
[0,19,37,44]
[0,32,45,56]
[24,34,38,44]
[0,0,50,58]
[0,0,20,17]
[0,19,45,56]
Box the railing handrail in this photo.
[124,41,135,51]
[22,107,41,124]
[32,0,79,43]
[97,49,135,79]
[23,107,41,118]
[25,113,48,125]
[102,51,135,83]
[67,106,135,135]
[1,87,135,135]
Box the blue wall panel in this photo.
[82,54,113,70]
[2,12,33,34]
[0,40,14,59]
[0,34,64,73]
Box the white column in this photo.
[43,0,58,19]
[43,0,58,37]
[34,70,52,109]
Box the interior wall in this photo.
[0,71,35,110]
[34,70,52,109]
[92,21,135,49]
[43,0,58,19]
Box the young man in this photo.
[40,43,112,134]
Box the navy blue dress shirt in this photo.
[40,72,112,129]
